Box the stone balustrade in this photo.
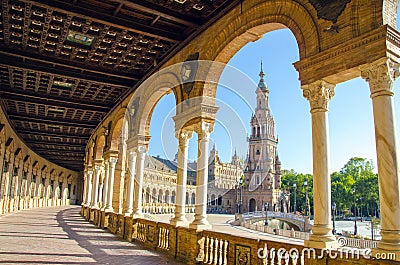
[81,206,395,264]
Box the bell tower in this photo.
[244,62,280,194]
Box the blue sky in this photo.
[147,28,400,174]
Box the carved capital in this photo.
[361,59,399,98]
[197,122,214,140]
[109,156,118,166]
[302,80,335,112]
[176,129,193,147]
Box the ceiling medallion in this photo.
[66,31,94,46]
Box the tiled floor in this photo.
[0,206,183,265]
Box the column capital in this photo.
[196,121,214,140]
[302,80,335,112]
[176,129,193,144]
[361,58,400,98]
[108,156,118,165]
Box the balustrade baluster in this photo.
[223,240,228,265]
[165,229,169,249]
[209,238,214,264]
[213,238,219,265]
[205,237,209,263]
[218,239,223,265]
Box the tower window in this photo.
[256,149,260,155]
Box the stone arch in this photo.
[126,67,186,140]
[152,188,157,203]
[94,135,105,160]
[191,192,195,205]
[171,190,176,204]
[204,0,319,61]
[195,1,319,98]
[158,189,163,203]
[109,110,128,151]
[249,198,256,212]
[185,192,190,205]
[165,190,170,204]
[211,194,216,206]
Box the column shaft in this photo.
[190,122,213,230]
[125,151,136,216]
[101,162,109,210]
[171,131,192,226]
[91,165,101,208]
[362,59,400,252]
[86,171,93,206]
[133,146,146,216]
[302,80,336,249]
[105,157,117,212]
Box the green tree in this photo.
[331,157,379,218]
[281,170,313,216]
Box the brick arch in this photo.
[127,69,181,139]
[110,118,125,151]
[94,135,105,160]
[198,1,318,98]
[204,0,319,62]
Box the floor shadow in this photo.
[56,207,183,265]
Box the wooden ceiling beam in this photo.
[0,50,136,87]
[18,129,90,140]
[25,139,85,148]
[1,89,109,112]
[114,0,199,27]
[7,113,98,128]
[26,0,184,42]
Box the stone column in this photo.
[362,59,400,254]
[302,80,337,249]
[171,130,193,227]
[91,163,102,209]
[82,173,87,206]
[101,161,109,211]
[53,177,58,206]
[190,122,213,230]
[86,170,93,206]
[125,150,137,216]
[105,155,118,212]
[133,145,146,217]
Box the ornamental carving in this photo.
[176,130,193,146]
[302,80,335,111]
[197,122,214,140]
[309,0,351,23]
[361,59,400,97]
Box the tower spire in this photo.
[259,60,265,80]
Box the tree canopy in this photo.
[282,157,379,218]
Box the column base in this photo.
[105,207,114,213]
[132,212,143,219]
[378,230,400,251]
[304,234,338,249]
[124,210,133,217]
[170,218,189,227]
[189,223,212,231]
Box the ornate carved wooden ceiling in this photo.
[0,0,240,172]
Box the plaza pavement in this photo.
[0,206,183,265]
